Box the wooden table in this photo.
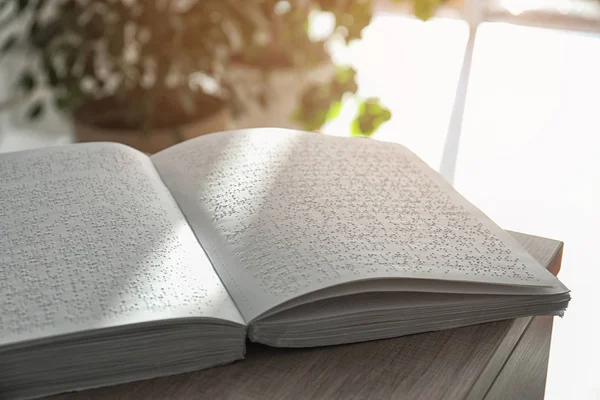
[50,231,563,400]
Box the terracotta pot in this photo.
[227,62,336,131]
[74,106,232,154]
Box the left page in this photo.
[0,142,244,347]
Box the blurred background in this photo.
[0,1,598,399]
[0,0,599,155]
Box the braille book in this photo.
[0,128,569,399]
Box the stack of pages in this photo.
[0,128,569,399]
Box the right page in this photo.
[151,128,563,323]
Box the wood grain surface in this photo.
[484,316,554,400]
[48,231,563,400]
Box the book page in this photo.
[151,128,559,322]
[0,143,244,347]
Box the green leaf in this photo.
[293,105,329,132]
[351,97,392,137]
[31,19,62,48]
[333,66,358,95]
[293,81,346,131]
[34,0,47,11]
[27,101,45,121]
[42,56,59,86]
[29,20,39,38]
[1,35,18,53]
[413,0,441,21]
[18,72,36,93]
[17,0,29,13]
[332,0,374,44]
[53,96,69,111]
[326,100,342,122]
[335,66,356,84]
[47,65,59,86]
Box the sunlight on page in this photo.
[196,131,302,219]
[153,129,565,325]
[0,143,244,347]
[96,217,243,330]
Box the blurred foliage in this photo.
[411,0,443,21]
[238,0,394,137]
[235,0,446,136]
[292,65,358,131]
[351,98,391,137]
[0,0,441,136]
[0,0,265,130]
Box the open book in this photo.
[0,128,569,399]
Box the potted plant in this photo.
[0,0,263,153]
[0,0,443,148]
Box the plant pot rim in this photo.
[74,94,229,134]
[74,102,230,136]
